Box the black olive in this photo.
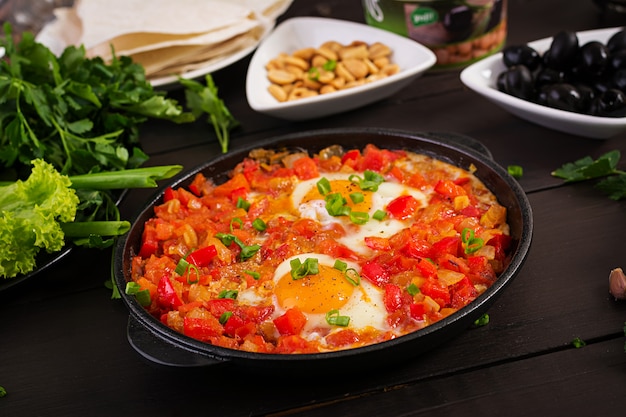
[502,45,541,70]
[534,68,565,88]
[575,83,596,113]
[486,0,504,32]
[590,88,626,117]
[577,41,610,77]
[607,29,626,53]
[611,68,626,92]
[537,83,584,112]
[497,65,535,101]
[545,31,579,70]
[608,49,626,71]
[442,6,473,40]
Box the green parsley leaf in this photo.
[552,150,621,182]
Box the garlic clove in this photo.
[609,268,626,300]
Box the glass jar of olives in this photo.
[363,0,507,69]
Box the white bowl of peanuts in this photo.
[245,17,437,121]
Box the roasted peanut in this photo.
[264,40,398,103]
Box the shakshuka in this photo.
[129,144,511,353]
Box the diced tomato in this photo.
[139,225,159,258]
[325,329,360,347]
[238,305,274,323]
[292,156,319,180]
[437,253,470,274]
[487,233,511,262]
[223,314,253,338]
[273,308,307,336]
[358,144,399,172]
[402,237,432,259]
[361,260,390,287]
[461,205,482,218]
[431,236,461,258]
[188,173,207,196]
[416,258,438,279]
[183,316,223,341]
[187,245,218,267]
[205,298,236,319]
[230,187,248,204]
[467,256,497,285]
[275,335,313,353]
[157,276,183,309]
[450,276,478,309]
[386,195,419,219]
[434,179,467,198]
[364,236,391,252]
[383,283,404,313]
[213,173,251,198]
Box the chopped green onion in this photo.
[244,270,261,280]
[373,209,386,221]
[323,59,337,71]
[349,170,384,191]
[507,165,524,179]
[461,227,484,255]
[236,197,251,211]
[473,313,490,327]
[407,283,420,296]
[290,257,319,280]
[325,193,350,216]
[571,337,586,348]
[230,217,243,231]
[325,309,350,326]
[349,192,364,204]
[0,386,6,398]
[344,268,361,286]
[218,289,238,299]
[125,282,152,306]
[175,258,190,276]
[349,211,369,225]
[215,232,261,261]
[219,311,233,325]
[252,218,267,232]
[317,177,331,195]
[333,259,348,272]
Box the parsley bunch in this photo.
[0,23,193,180]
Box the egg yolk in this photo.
[302,179,373,213]
[274,264,355,314]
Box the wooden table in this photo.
[2,1,626,416]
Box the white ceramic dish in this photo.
[35,22,273,89]
[460,27,626,139]
[245,17,436,121]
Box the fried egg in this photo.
[239,253,389,343]
[291,172,428,255]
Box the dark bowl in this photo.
[113,127,533,373]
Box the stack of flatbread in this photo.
[39,0,292,80]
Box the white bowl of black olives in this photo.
[460,27,626,139]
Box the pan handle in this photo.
[127,316,229,368]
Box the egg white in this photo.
[291,173,428,255]
[270,253,389,341]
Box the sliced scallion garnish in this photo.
[317,177,331,195]
[349,170,384,191]
[252,218,267,232]
[461,227,484,254]
[219,311,234,325]
[326,309,350,326]
[218,289,238,299]
[290,257,319,280]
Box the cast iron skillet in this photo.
[113,127,533,373]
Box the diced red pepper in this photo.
[223,314,255,338]
[139,225,159,258]
[273,308,307,336]
[364,236,391,251]
[383,283,404,313]
[157,276,183,309]
[230,187,248,204]
[451,276,478,308]
[341,149,361,165]
[292,156,319,180]
[409,302,426,321]
[420,279,451,308]
[186,245,217,267]
[431,236,461,258]
[416,258,438,279]
[361,260,391,287]
[163,186,177,202]
[386,195,419,219]
[487,233,512,262]
[325,329,360,347]
[188,173,207,196]
[213,173,251,198]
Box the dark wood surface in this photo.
[2,1,626,416]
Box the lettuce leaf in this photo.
[0,159,79,278]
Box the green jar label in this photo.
[410,7,438,27]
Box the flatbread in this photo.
[37,0,293,79]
